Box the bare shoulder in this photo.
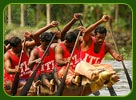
[105,43,112,48]
[105,42,114,52]
[51,43,58,50]
[4,50,11,60]
[55,42,64,53]
[30,47,39,56]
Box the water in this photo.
[89,60,132,96]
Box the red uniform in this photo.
[57,42,80,71]
[33,47,56,78]
[57,42,80,85]
[80,36,105,64]
[4,50,31,86]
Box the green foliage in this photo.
[104,47,132,60]
[11,4,20,25]
[104,53,114,60]
[24,5,36,27]
[83,4,104,27]
[36,19,46,28]
[4,4,132,30]
[112,17,127,32]
[4,23,15,35]
[51,4,83,25]
[119,47,132,60]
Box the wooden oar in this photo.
[108,86,117,96]
[10,38,26,96]
[55,31,82,96]
[19,34,56,96]
[107,21,132,90]
[56,17,83,96]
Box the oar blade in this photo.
[10,72,20,95]
[108,86,117,96]
[19,67,38,96]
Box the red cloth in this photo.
[33,47,56,78]
[57,42,80,71]
[80,36,105,64]
[4,50,31,86]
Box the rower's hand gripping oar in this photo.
[19,28,58,96]
[107,20,132,90]
[55,29,82,96]
[10,38,26,96]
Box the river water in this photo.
[89,60,132,96]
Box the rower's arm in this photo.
[28,48,39,70]
[106,43,123,61]
[32,21,59,45]
[55,44,68,66]
[24,21,59,49]
[83,15,110,43]
[61,13,82,41]
[4,53,18,74]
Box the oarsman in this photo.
[4,21,59,95]
[54,13,83,86]
[28,31,60,93]
[75,15,123,92]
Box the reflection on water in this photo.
[89,60,132,96]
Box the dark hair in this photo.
[50,32,58,40]
[73,29,79,36]
[94,26,107,35]
[4,39,10,45]
[40,32,53,42]
[65,31,77,42]
[9,36,21,47]
[73,29,83,37]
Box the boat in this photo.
[27,63,119,96]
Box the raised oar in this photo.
[55,31,82,96]
[10,38,26,96]
[107,21,132,90]
[19,34,56,96]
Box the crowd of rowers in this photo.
[4,13,123,96]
